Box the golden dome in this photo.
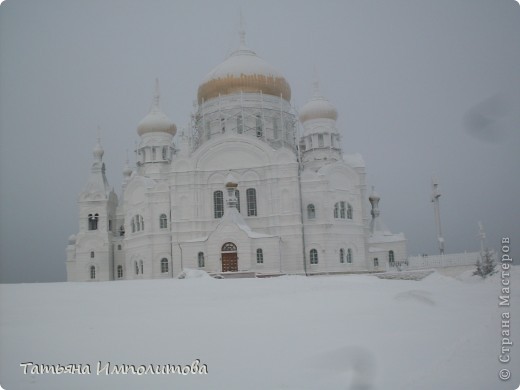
[197,46,291,104]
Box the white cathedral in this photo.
[66,30,407,282]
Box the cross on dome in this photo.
[239,9,246,48]
[93,126,104,162]
[153,77,160,109]
[312,66,322,98]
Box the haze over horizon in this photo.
[0,0,519,283]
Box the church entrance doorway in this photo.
[221,242,238,272]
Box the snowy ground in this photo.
[1,267,518,390]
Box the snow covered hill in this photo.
[1,268,518,390]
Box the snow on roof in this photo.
[343,153,365,168]
[227,208,273,238]
[201,47,284,83]
[368,232,406,244]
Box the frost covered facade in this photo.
[66,33,406,281]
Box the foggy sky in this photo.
[0,0,519,283]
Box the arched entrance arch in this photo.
[221,242,238,272]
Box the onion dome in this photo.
[225,173,238,188]
[137,79,177,136]
[299,76,337,123]
[197,29,291,104]
[368,186,380,202]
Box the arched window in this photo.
[285,120,294,142]
[205,121,211,140]
[162,146,168,160]
[161,258,169,273]
[273,117,280,140]
[134,215,144,231]
[340,201,346,219]
[256,249,264,264]
[246,188,257,216]
[347,203,353,220]
[318,133,324,147]
[159,214,168,229]
[237,115,243,134]
[221,117,225,133]
[135,261,139,275]
[117,265,123,278]
[235,190,241,213]
[340,248,345,263]
[256,115,263,138]
[222,242,237,252]
[90,251,95,258]
[374,258,379,267]
[119,225,125,236]
[90,265,96,279]
[117,244,122,250]
[310,249,318,264]
[198,252,205,267]
[347,248,353,264]
[333,203,339,219]
[389,250,395,265]
[139,260,144,274]
[88,213,98,230]
[307,204,315,219]
[214,190,224,218]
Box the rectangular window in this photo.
[213,191,224,218]
[374,258,379,267]
[256,115,263,138]
[235,190,241,213]
[318,134,324,147]
[246,188,257,216]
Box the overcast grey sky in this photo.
[0,0,519,283]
